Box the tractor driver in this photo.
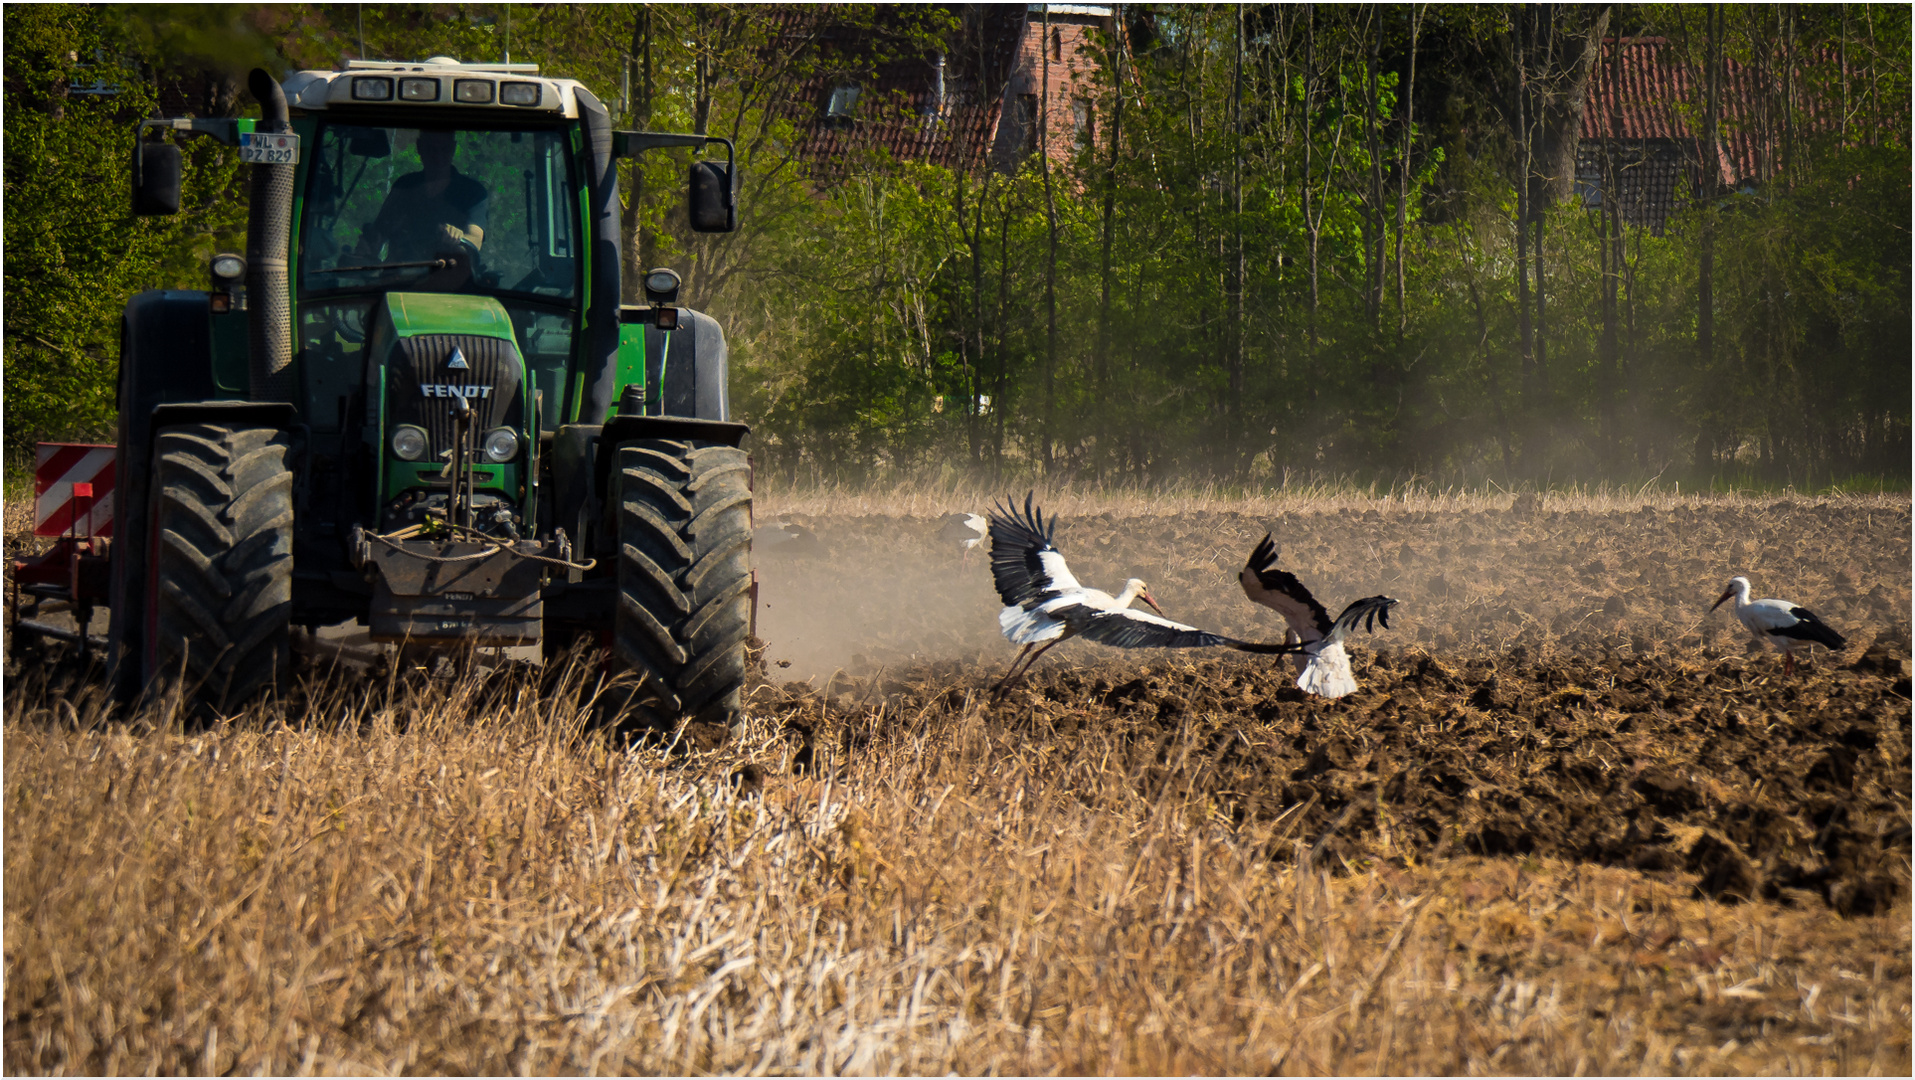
[359,129,489,263]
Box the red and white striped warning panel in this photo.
[34,443,116,538]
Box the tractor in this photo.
[102,59,754,727]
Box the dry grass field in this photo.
[6,487,1911,1074]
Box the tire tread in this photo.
[147,423,294,711]
[614,438,753,731]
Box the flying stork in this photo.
[1238,533,1399,699]
[1710,575,1847,675]
[936,512,988,567]
[987,494,1291,694]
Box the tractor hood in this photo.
[368,292,532,524]
[381,292,518,341]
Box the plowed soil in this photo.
[752,497,1912,912]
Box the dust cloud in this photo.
[752,514,1008,683]
[749,496,1913,686]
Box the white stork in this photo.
[1238,533,1399,699]
[935,512,988,567]
[988,494,1291,694]
[1711,575,1847,675]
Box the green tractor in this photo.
[115,60,755,728]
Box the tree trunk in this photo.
[1303,6,1319,359]
[1097,4,1126,478]
[1226,4,1245,469]
[1597,39,1618,467]
[1533,211,1548,403]
[1039,5,1059,476]
[993,189,1013,476]
[1698,5,1719,414]
[1394,6,1421,342]
[1505,3,1611,477]
[693,8,713,136]
[954,150,979,467]
[620,9,655,303]
[1531,4,1612,205]
[1514,8,1538,477]
[1364,8,1385,332]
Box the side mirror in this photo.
[688,160,735,233]
[132,141,182,216]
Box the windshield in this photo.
[298,123,578,302]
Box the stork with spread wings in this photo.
[1238,533,1398,699]
[986,494,1294,694]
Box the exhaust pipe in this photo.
[246,68,295,403]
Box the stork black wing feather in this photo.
[1052,605,1224,649]
[1775,607,1847,650]
[1240,533,1335,638]
[1222,638,1303,655]
[988,492,1077,609]
[1052,604,1303,654]
[1325,595,1400,644]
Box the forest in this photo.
[4,3,1909,489]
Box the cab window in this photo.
[298,124,578,301]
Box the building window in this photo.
[1051,28,1063,62]
[1018,93,1039,153]
[1073,99,1094,146]
[825,84,861,123]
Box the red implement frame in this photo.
[10,444,116,657]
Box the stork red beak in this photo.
[1141,591,1166,618]
[1710,589,1735,612]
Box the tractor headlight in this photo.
[482,427,520,463]
[399,77,440,102]
[453,79,495,104]
[351,76,394,101]
[501,81,541,106]
[390,425,428,461]
[210,253,246,281]
[643,267,681,304]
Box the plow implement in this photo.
[9,443,115,659]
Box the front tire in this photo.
[613,438,752,736]
[143,423,294,712]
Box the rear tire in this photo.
[613,438,752,739]
[143,423,294,712]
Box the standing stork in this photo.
[1238,534,1399,699]
[935,512,988,567]
[1711,575,1847,675]
[988,494,1291,694]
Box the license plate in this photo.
[239,132,300,165]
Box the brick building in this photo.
[771,3,1115,178]
[985,4,1111,171]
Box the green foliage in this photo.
[722,3,1909,488]
[2,3,1906,492]
[3,4,249,455]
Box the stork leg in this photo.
[993,639,1062,697]
[991,643,1037,694]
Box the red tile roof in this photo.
[1581,36,1846,188]
[764,6,1029,178]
